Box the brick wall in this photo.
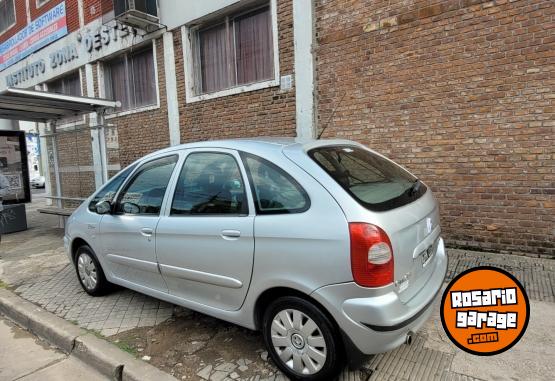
[83,0,113,25]
[30,0,80,32]
[0,0,27,43]
[315,0,554,256]
[174,0,297,144]
[0,0,81,46]
[109,38,170,167]
[46,125,96,208]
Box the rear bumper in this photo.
[311,237,448,355]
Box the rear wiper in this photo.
[408,179,422,196]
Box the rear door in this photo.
[156,149,255,311]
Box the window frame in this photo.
[101,41,160,118]
[182,0,280,103]
[46,70,82,96]
[44,70,86,127]
[240,151,310,215]
[36,0,51,9]
[0,0,17,36]
[169,151,250,217]
[88,163,138,213]
[308,145,428,212]
[113,154,179,217]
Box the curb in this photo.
[0,288,177,381]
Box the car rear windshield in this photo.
[308,146,427,211]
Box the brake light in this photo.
[349,223,394,287]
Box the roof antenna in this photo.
[317,92,347,139]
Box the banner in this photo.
[0,2,68,72]
[0,131,30,205]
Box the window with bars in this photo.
[0,0,16,34]
[104,46,157,112]
[193,4,275,95]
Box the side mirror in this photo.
[95,200,112,215]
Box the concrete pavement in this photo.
[0,315,107,381]
[1,193,554,380]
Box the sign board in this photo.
[1,18,145,92]
[0,2,68,71]
[0,131,31,205]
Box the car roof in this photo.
[142,137,360,160]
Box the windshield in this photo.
[308,145,427,211]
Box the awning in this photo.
[0,87,120,123]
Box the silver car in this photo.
[65,138,447,380]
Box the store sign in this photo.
[0,131,31,205]
[5,60,46,87]
[1,19,143,92]
[78,24,135,53]
[0,2,68,71]
[49,44,79,68]
[5,43,81,86]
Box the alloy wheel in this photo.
[270,308,328,375]
[77,253,98,291]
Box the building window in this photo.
[193,4,275,95]
[47,71,83,123]
[0,0,16,34]
[36,0,51,8]
[47,71,82,97]
[104,46,157,112]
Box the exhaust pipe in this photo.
[405,331,414,345]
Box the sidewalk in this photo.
[0,315,106,381]
[1,195,554,380]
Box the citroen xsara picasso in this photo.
[65,138,447,380]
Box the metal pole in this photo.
[49,121,63,227]
[97,112,108,184]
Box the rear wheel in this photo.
[75,245,112,296]
[262,296,344,380]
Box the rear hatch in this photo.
[305,144,441,303]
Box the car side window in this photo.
[115,155,178,215]
[171,152,248,216]
[241,153,310,214]
[88,163,137,213]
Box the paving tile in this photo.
[14,264,174,336]
[9,248,555,380]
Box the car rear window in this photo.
[308,146,427,211]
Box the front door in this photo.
[99,154,179,292]
[156,150,255,311]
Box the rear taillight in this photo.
[349,223,394,287]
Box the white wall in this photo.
[160,0,241,30]
[0,119,18,130]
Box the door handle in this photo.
[221,230,241,239]
[140,228,153,237]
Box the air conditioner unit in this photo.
[114,0,159,31]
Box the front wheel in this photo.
[262,296,344,380]
[75,245,112,296]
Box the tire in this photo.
[74,245,112,296]
[262,296,344,381]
